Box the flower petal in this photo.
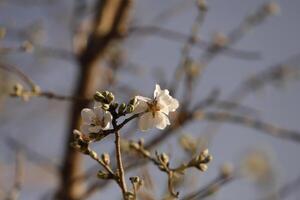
[154,112,170,130]
[156,90,179,113]
[154,84,163,98]
[80,124,91,134]
[94,101,103,109]
[134,97,150,114]
[138,112,154,131]
[81,108,95,124]
[94,107,104,119]
[102,111,113,130]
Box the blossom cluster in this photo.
[79,84,179,135]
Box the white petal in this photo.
[94,101,102,109]
[80,124,91,134]
[138,112,154,131]
[134,97,150,114]
[168,98,179,112]
[81,108,95,124]
[157,91,179,113]
[136,95,152,102]
[154,84,162,98]
[154,112,170,130]
[102,111,113,130]
[94,107,104,119]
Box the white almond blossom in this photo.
[135,84,179,131]
[80,104,112,134]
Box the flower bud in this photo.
[110,102,119,110]
[129,141,140,150]
[126,104,134,113]
[207,155,213,162]
[129,176,140,183]
[160,153,169,165]
[220,163,234,178]
[129,97,137,106]
[94,91,106,103]
[202,149,209,157]
[21,41,34,53]
[13,83,23,96]
[102,104,110,111]
[32,85,41,94]
[106,92,115,103]
[101,153,110,165]
[198,163,208,172]
[97,171,109,179]
[118,103,127,114]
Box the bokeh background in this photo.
[1,0,300,199]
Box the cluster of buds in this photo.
[94,91,115,107]
[128,176,143,197]
[94,91,137,115]
[70,130,90,154]
[129,139,151,157]
[189,149,213,172]
[156,152,170,168]
[11,83,41,101]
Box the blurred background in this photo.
[1,0,300,199]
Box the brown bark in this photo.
[56,0,133,199]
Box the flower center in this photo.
[92,117,105,127]
[147,100,160,117]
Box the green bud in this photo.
[106,92,115,103]
[97,171,109,179]
[102,104,110,110]
[110,102,119,110]
[129,97,138,106]
[118,103,127,114]
[102,91,110,97]
[94,91,106,103]
[126,105,134,113]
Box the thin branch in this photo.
[195,111,300,143]
[5,151,24,200]
[129,25,261,61]
[115,130,128,198]
[182,173,235,200]
[4,136,59,175]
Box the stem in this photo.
[115,130,128,199]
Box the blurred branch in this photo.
[194,111,300,143]
[182,172,235,200]
[4,136,59,175]
[260,175,300,200]
[0,62,90,102]
[129,25,261,60]
[4,150,24,200]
